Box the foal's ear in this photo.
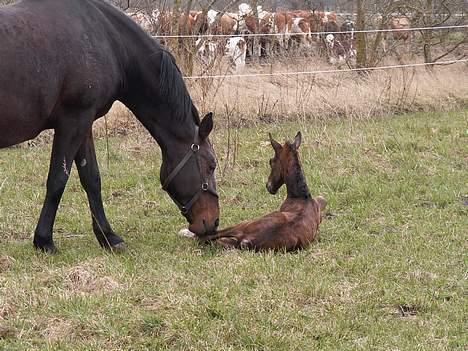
[293,131,302,150]
[269,133,282,154]
[199,112,214,140]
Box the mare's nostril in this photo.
[214,218,220,228]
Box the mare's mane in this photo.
[158,49,200,126]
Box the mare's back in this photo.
[1,1,102,73]
[0,0,140,62]
[0,0,140,147]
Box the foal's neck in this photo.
[284,155,311,200]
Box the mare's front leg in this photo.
[74,132,124,251]
[33,115,93,253]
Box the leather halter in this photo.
[161,131,218,217]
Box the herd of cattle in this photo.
[128,4,411,71]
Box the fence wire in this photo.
[183,59,468,80]
[152,24,468,39]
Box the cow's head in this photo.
[325,34,335,48]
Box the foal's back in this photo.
[215,197,324,251]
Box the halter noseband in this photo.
[161,131,218,217]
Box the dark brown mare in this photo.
[0,0,219,252]
[203,132,326,251]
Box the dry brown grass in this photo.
[97,59,467,137]
[16,58,468,145]
[188,58,468,120]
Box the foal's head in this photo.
[266,132,302,195]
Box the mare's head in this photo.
[144,50,219,236]
[161,112,219,236]
[266,131,302,194]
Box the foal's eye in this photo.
[269,158,274,166]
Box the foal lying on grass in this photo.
[202,132,326,251]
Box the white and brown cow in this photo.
[288,15,312,49]
[195,38,219,67]
[207,10,239,35]
[128,11,156,34]
[225,36,247,72]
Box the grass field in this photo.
[0,110,467,350]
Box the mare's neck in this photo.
[85,0,197,155]
[284,156,311,200]
[120,38,197,153]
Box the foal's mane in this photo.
[286,142,311,199]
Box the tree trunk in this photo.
[356,0,367,69]
[251,0,261,60]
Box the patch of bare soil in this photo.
[41,317,75,342]
[0,256,14,273]
[0,300,16,321]
[0,324,15,340]
[64,258,120,294]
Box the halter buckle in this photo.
[191,144,200,152]
[201,183,209,191]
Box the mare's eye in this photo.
[269,158,274,166]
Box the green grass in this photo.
[0,110,467,350]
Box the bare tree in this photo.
[355,0,416,68]
[406,0,467,65]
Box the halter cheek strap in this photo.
[161,132,218,216]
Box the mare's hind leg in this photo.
[74,132,124,251]
[33,117,93,253]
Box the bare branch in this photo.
[433,36,468,62]
[122,0,131,11]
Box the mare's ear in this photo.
[199,112,214,140]
[269,133,282,154]
[293,131,302,150]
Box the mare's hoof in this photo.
[33,242,58,254]
[109,242,126,253]
[99,233,125,252]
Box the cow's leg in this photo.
[74,132,124,251]
[33,112,93,253]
